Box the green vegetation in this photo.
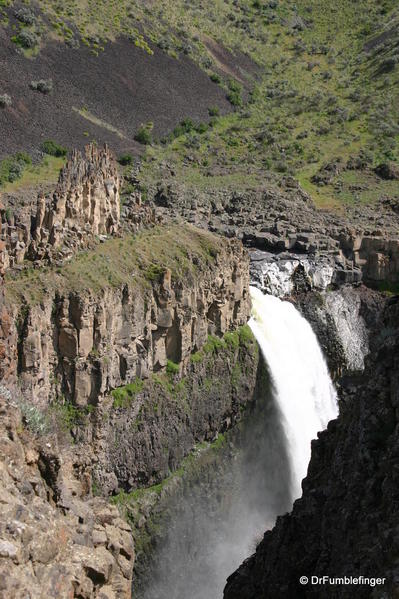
[18,398,48,435]
[226,78,243,107]
[41,139,68,157]
[166,359,180,376]
[0,152,32,186]
[2,0,398,208]
[0,154,65,191]
[117,153,133,166]
[112,378,145,408]
[48,397,94,431]
[4,224,225,306]
[190,325,256,364]
[127,0,398,211]
[135,125,153,145]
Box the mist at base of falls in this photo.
[136,288,338,599]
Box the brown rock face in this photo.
[0,390,134,598]
[32,144,120,256]
[9,232,250,408]
[0,144,123,269]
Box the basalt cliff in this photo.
[224,296,399,599]
[1,142,399,599]
[0,146,258,597]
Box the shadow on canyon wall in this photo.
[135,358,293,599]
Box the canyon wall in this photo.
[6,225,249,407]
[0,389,134,599]
[0,145,259,598]
[224,297,399,599]
[152,180,399,288]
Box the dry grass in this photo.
[4,224,226,306]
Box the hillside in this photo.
[1,0,399,209]
[1,3,399,598]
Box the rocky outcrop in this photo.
[6,225,250,408]
[90,325,259,493]
[1,145,120,269]
[31,144,120,258]
[224,296,399,599]
[0,388,134,598]
[340,232,399,285]
[0,144,156,271]
[249,250,337,296]
[295,284,385,380]
[150,179,399,287]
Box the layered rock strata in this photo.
[90,325,259,493]
[0,389,134,598]
[151,180,399,287]
[4,225,250,408]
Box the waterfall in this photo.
[249,286,338,498]
[137,287,339,599]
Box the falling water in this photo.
[249,286,338,498]
[137,287,338,598]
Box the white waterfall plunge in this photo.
[249,286,338,498]
[139,287,340,599]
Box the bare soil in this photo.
[0,32,235,158]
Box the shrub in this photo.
[0,94,11,108]
[208,106,220,117]
[380,56,399,73]
[15,152,31,165]
[227,91,243,106]
[15,30,39,48]
[30,79,53,94]
[134,127,152,145]
[173,117,195,138]
[117,153,133,166]
[18,399,48,435]
[166,360,180,376]
[210,73,221,83]
[8,162,23,182]
[0,152,31,185]
[157,37,171,51]
[196,122,208,134]
[227,79,243,106]
[14,7,35,25]
[41,140,68,157]
[111,378,144,408]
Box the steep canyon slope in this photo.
[224,299,399,599]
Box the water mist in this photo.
[136,287,338,599]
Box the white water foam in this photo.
[249,286,338,498]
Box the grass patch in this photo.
[4,224,226,306]
[112,378,144,409]
[190,325,256,364]
[166,359,180,376]
[0,155,65,192]
[73,107,126,139]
